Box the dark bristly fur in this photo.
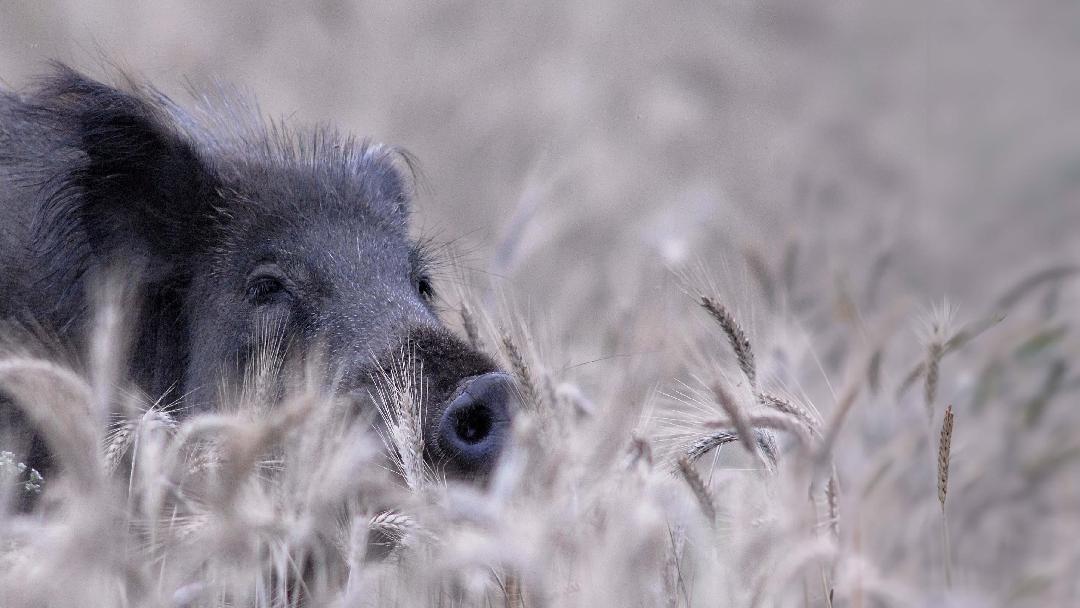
[0,66,511,486]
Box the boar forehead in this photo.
[215,147,412,221]
[211,178,419,299]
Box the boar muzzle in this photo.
[437,372,517,476]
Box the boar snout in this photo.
[437,372,517,476]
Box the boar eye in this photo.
[246,264,293,307]
[417,274,435,302]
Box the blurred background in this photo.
[4,2,1077,329]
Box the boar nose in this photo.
[437,372,516,474]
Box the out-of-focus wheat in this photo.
[0,260,1072,607]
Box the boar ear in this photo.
[41,67,217,280]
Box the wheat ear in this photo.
[501,329,540,411]
[701,296,756,388]
[938,405,955,587]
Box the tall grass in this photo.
[0,250,1075,607]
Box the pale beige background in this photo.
[2,1,1078,338]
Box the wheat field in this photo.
[1,2,1078,606]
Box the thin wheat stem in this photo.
[677,456,716,524]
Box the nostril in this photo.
[437,372,515,474]
[451,402,494,445]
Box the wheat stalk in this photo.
[677,456,716,524]
[826,469,840,540]
[460,303,481,350]
[104,418,136,475]
[939,404,955,587]
[684,430,738,463]
[711,382,760,462]
[703,412,812,454]
[924,341,942,420]
[501,329,541,411]
[503,572,524,608]
[369,510,416,546]
[938,405,954,510]
[759,392,821,436]
[700,296,756,388]
[744,247,777,309]
[373,350,428,491]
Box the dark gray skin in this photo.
[0,67,513,494]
